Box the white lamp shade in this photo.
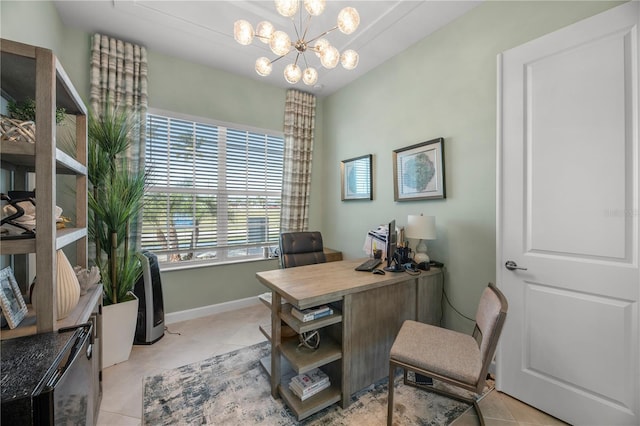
[304,0,326,16]
[255,21,275,43]
[275,0,298,17]
[314,38,330,58]
[234,20,255,45]
[320,45,340,69]
[341,49,359,70]
[406,215,436,240]
[270,31,291,56]
[255,57,273,76]
[302,67,318,85]
[284,63,302,84]
[337,7,360,35]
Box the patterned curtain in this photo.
[89,33,148,246]
[280,89,316,233]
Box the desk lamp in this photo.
[406,214,436,264]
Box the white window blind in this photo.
[142,112,284,266]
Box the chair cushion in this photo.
[280,231,326,268]
[390,320,482,386]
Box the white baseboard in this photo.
[165,296,262,325]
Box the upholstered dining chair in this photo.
[279,231,326,269]
[387,282,508,426]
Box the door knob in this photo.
[505,260,527,271]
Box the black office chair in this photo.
[279,231,326,269]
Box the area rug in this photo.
[143,341,485,425]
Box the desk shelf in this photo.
[280,335,342,375]
[280,304,342,334]
[278,383,342,421]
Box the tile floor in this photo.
[97,304,567,425]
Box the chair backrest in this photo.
[472,282,508,390]
[279,231,326,268]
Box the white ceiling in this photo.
[53,1,481,97]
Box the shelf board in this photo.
[280,335,342,375]
[278,382,341,421]
[0,284,102,340]
[0,227,86,255]
[259,324,271,341]
[0,142,86,175]
[56,227,87,250]
[280,304,342,334]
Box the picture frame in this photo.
[0,266,27,329]
[393,138,445,201]
[341,154,373,201]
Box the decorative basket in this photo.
[0,117,35,144]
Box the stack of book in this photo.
[291,305,333,322]
[288,368,330,401]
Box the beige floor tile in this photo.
[500,393,569,425]
[98,304,560,425]
[96,410,141,426]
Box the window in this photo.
[141,112,284,267]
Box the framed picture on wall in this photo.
[0,266,28,329]
[393,138,445,201]
[341,154,373,201]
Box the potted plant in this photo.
[87,105,147,368]
[1,98,66,143]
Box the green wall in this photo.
[1,1,621,326]
[320,0,621,332]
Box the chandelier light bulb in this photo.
[302,67,318,86]
[255,21,275,43]
[233,20,255,45]
[284,63,302,84]
[269,30,291,56]
[320,45,340,69]
[314,38,330,58]
[235,2,361,86]
[275,0,298,17]
[341,49,359,70]
[337,7,360,35]
[255,57,273,76]
[304,0,326,16]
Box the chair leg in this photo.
[387,362,396,426]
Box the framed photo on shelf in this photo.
[0,266,27,329]
[393,138,445,201]
[341,154,373,201]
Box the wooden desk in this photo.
[256,259,443,420]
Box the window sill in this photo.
[159,256,279,272]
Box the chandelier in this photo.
[233,0,360,86]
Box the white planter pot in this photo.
[102,293,138,369]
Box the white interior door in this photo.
[497,2,639,425]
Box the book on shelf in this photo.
[288,368,330,400]
[289,379,330,401]
[291,305,333,322]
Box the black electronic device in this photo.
[133,251,165,345]
[383,220,404,273]
[355,258,382,272]
[417,261,430,271]
[372,268,386,275]
[429,260,445,268]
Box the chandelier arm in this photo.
[293,52,301,66]
[269,53,289,65]
[306,26,339,45]
[301,14,313,43]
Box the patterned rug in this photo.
[143,341,483,425]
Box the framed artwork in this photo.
[341,154,373,201]
[393,138,445,201]
[0,266,27,329]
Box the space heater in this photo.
[133,251,165,344]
